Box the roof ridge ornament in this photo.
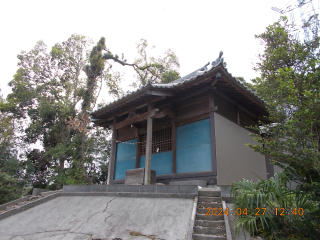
[211,51,227,68]
[199,62,210,71]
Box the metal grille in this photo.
[141,127,172,155]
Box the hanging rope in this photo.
[111,138,171,145]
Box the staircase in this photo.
[193,188,227,240]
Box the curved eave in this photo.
[91,53,269,122]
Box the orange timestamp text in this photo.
[205,207,304,216]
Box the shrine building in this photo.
[89,52,274,187]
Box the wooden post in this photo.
[144,102,153,185]
[135,127,141,169]
[236,106,240,125]
[209,91,217,177]
[107,118,117,185]
[172,119,177,174]
[210,112,217,176]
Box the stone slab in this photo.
[0,195,196,240]
[32,188,49,196]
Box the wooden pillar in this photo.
[107,118,117,185]
[236,106,240,125]
[172,119,177,174]
[144,102,153,185]
[209,91,217,177]
[135,127,141,169]
[210,112,217,176]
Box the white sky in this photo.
[1,0,317,103]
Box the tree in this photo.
[103,38,180,87]
[234,16,320,238]
[5,35,114,188]
[4,35,181,191]
[0,89,26,203]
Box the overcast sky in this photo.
[1,0,316,103]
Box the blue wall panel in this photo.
[140,151,172,175]
[114,138,137,180]
[176,119,212,173]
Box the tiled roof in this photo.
[90,51,265,116]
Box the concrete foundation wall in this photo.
[62,184,198,195]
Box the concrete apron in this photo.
[0,185,198,240]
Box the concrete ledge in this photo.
[0,193,62,221]
[63,184,198,194]
[61,192,197,199]
[222,201,232,240]
[0,196,30,211]
[187,196,198,240]
[169,180,207,187]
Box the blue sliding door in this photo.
[114,138,137,180]
[176,118,212,173]
[140,151,172,175]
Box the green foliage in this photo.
[231,168,317,239]
[103,38,180,88]
[4,35,112,191]
[133,39,180,86]
[54,164,88,185]
[251,17,320,189]
[237,16,320,239]
[0,170,24,205]
[161,70,181,83]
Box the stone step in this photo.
[195,220,225,228]
[198,197,221,203]
[193,233,227,240]
[193,226,226,235]
[197,202,223,209]
[198,190,221,197]
[197,207,225,215]
[196,214,224,221]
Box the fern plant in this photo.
[231,167,316,239]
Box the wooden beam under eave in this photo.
[220,69,266,110]
[151,109,175,119]
[147,89,175,97]
[144,102,153,185]
[175,106,218,121]
[96,96,166,122]
[210,73,221,88]
[115,112,148,129]
[213,88,257,118]
[210,78,219,87]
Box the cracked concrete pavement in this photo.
[0,196,195,240]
